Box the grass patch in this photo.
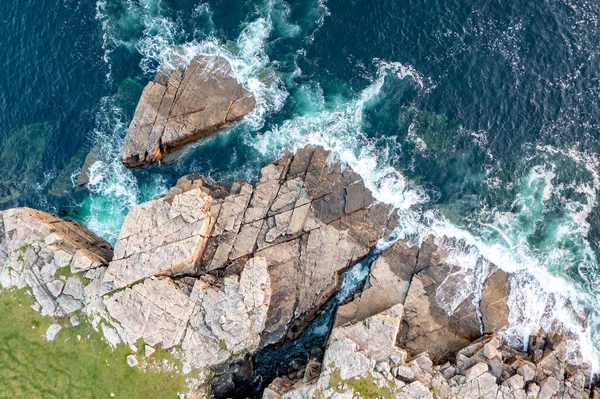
[327,369,395,399]
[219,339,227,351]
[53,266,73,280]
[0,288,191,398]
[52,267,91,287]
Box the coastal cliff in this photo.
[0,146,594,398]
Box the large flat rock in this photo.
[104,181,216,289]
[121,54,256,168]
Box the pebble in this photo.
[126,355,138,367]
[45,324,62,342]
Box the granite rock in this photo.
[104,185,215,289]
[0,207,112,317]
[121,55,256,168]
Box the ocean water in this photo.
[2,0,600,372]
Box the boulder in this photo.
[121,54,256,168]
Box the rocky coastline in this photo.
[0,56,595,398]
[0,145,595,398]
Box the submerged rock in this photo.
[121,54,256,168]
[50,147,88,197]
[76,143,102,187]
[0,122,52,204]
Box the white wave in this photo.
[253,59,430,219]
[307,0,331,43]
[425,144,600,370]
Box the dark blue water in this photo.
[2,0,600,368]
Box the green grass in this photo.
[219,339,227,351]
[0,288,192,399]
[325,369,395,399]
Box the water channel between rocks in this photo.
[250,246,386,397]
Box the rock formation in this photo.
[262,214,591,399]
[267,303,593,399]
[0,208,112,317]
[0,145,399,396]
[103,177,215,289]
[0,145,595,398]
[121,54,256,168]
[333,237,511,363]
[103,145,395,358]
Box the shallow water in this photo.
[2,0,600,370]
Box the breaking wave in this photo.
[252,53,600,370]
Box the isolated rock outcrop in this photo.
[121,54,256,168]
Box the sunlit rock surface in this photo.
[270,299,593,399]
[0,207,112,317]
[121,54,256,168]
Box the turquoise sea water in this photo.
[2,0,600,371]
